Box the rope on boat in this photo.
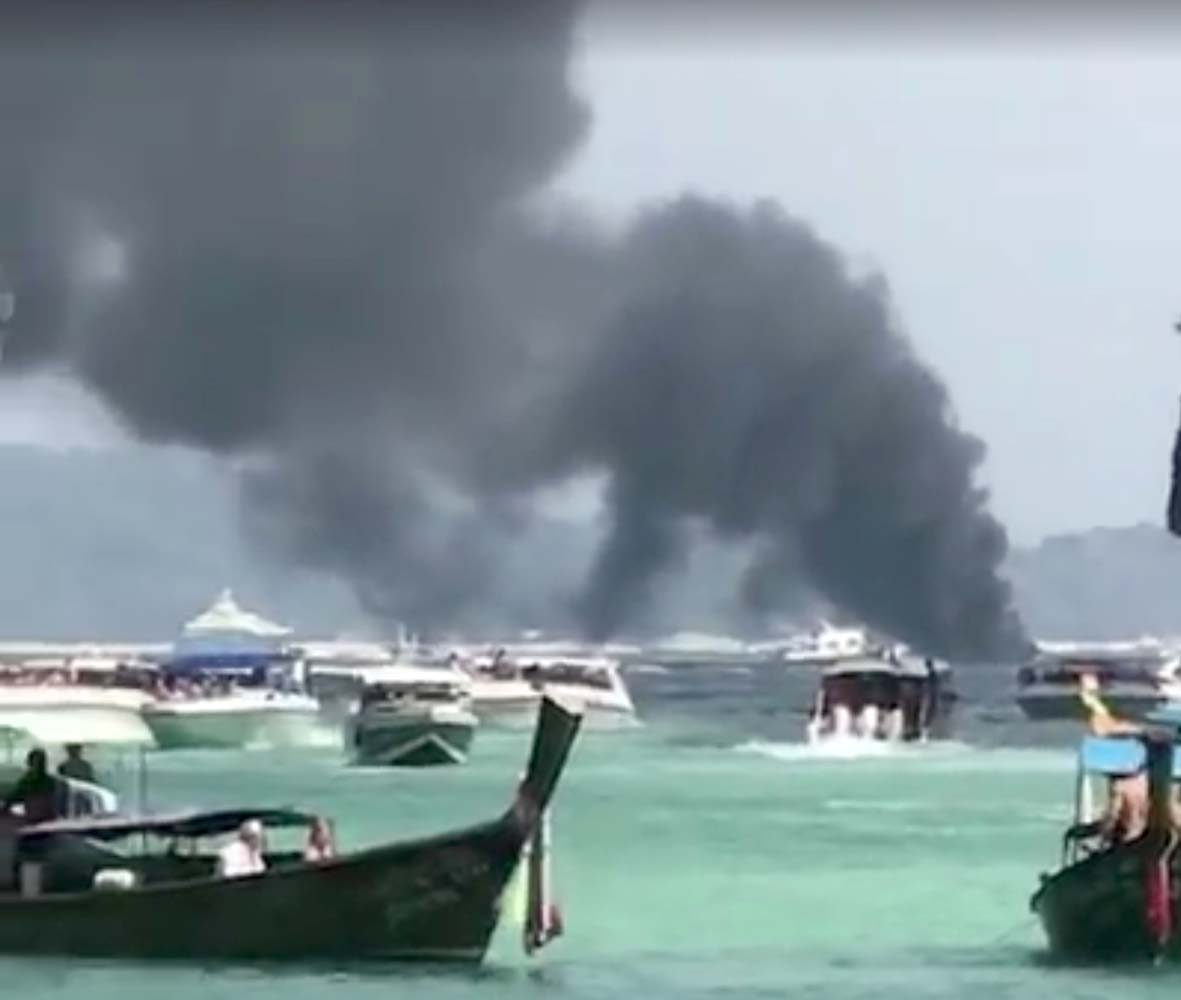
[981,915,1038,949]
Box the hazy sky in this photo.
[4,10,1181,548]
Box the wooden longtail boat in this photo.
[0,695,582,963]
[1031,719,1181,962]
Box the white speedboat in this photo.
[142,590,325,750]
[461,652,637,729]
[346,669,478,767]
[783,622,873,666]
[1015,639,1181,721]
[0,658,155,748]
[805,650,955,745]
[141,687,323,750]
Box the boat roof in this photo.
[162,652,293,675]
[181,590,291,639]
[19,807,316,844]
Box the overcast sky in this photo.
[4,10,1181,547]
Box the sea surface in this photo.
[7,663,1174,999]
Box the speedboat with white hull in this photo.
[1016,640,1181,721]
[783,622,873,666]
[348,668,478,767]
[462,652,636,729]
[143,649,324,750]
[806,650,954,745]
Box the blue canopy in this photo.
[1079,735,1181,778]
[162,653,294,676]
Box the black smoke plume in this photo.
[0,1,1026,658]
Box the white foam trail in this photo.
[732,737,973,763]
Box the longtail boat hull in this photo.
[0,696,582,963]
[1032,844,1170,962]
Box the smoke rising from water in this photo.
[0,1,1025,657]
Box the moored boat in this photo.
[0,696,582,962]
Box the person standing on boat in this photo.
[57,744,96,784]
[0,749,65,824]
[216,819,267,878]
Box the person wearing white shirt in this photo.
[216,819,266,878]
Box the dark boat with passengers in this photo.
[1031,709,1181,963]
[0,696,581,963]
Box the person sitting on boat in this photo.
[57,743,96,784]
[216,819,267,878]
[1,749,66,824]
[304,817,335,863]
[1099,769,1150,846]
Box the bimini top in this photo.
[1079,735,1181,778]
[18,807,316,844]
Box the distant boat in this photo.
[0,657,156,752]
[0,697,581,963]
[143,590,322,751]
[460,651,637,729]
[805,649,955,745]
[1015,639,1181,721]
[639,631,763,667]
[346,666,479,767]
[782,622,874,666]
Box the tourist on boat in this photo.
[304,817,335,863]
[1099,770,1150,845]
[57,744,96,784]
[1,749,65,824]
[216,819,267,878]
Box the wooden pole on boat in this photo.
[1143,732,1175,959]
[524,807,563,955]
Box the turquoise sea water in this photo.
[6,664,1177,999]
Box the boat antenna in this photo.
[1168,318,1181,536]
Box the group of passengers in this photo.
[153,674,236,701]
[0,745,97,824]
[2,745,336,884]
[216,816,335,878]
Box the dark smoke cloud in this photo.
[0,1,1026,657]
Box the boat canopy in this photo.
[181,590,291,640]
[820,657,902,678]
[19,807,316,844]
[1079,735,1181,778]
[162,652,294,676]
